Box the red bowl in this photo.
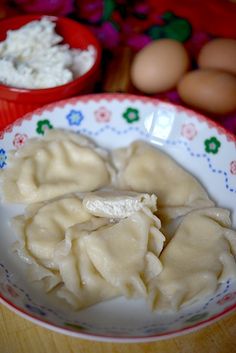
[0,15,102,130]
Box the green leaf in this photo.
[103,0,115,21]
[163,19,192,42]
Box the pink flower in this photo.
[230,161,236,175]
[181,123,197,140]
[13,133,28,149]
[217,292,236,305]
[94,106,112,123]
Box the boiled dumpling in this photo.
[148,207,236,311]
[12,194,91,290]
[1,129,113,203]
[54,209,165,308]
[5,128,236,313]
[84,211,165,298]
[11,189,165,308]
[82,189,157,219]
[112,141,214,219]
[54,218,120,309]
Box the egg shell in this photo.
[130,39,190,94]
[177,69,236,115]
[198,38,236,75]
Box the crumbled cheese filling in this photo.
[0,17,96,89]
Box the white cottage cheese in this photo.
[0,17,96,89]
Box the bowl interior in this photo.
[0,94,236,342]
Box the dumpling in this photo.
[112,141,214,219]
[54,218,120,309]
[11,188,164,309]
[82,189,158,219]
[148,208,236,311]
[53,205,165,308]
[1,129,113,203]
[84,211,165,298]
[12,194,91,290]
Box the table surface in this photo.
[1,303,236,353]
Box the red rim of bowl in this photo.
[0,15,102,99]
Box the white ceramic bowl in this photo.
[0,93,236,343]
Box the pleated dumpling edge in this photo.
[148,207,236,311]
[111,140,214,220]
[0,129,115,204]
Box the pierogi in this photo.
[12,194,92,291]
[12,189,164,309]
[54,209,164,308]
[1,129,113,203]
[148,208,236,310]
[2,129,235,311]
[111,141,214,219]
[55,217,120,309]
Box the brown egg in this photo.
[198,38,236,75]
[131,39,190,94]
[177,69,236,115]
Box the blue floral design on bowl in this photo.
[66,110,84,126]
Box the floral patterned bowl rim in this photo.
[0,93,236,343]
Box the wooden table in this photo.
[1,304,236,353]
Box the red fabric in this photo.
[148,0,236,38]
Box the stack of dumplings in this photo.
[1,129,236,311]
